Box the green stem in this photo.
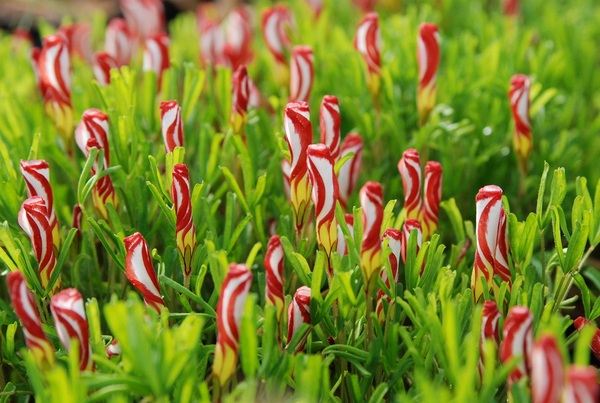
[553,245,596,313]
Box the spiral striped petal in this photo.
[222,7,253,70]
[290,46,314,103]
[319,95,341,161]
[287,286,311,353]
[39,34,73,141]
[20,159,60,249]
[264,235,285,322]
[261,5,293,65]
[563,366,599,403]
[72,204,82,236]
[143,33,170,89]
[354,12,381,96]
[284,102,313,234]
[360,182,384,283]
[93,51,117,86]
[499,306,533,386]
[531,335,564,403]
[18,197,58,291]
[422,161,442,239]
[160,100,184,153]
[213,263,253,386]
[471,185,511,300]
[336,213,354,256]
[307,144,340,266]
[230,65,250,134]
[124,232,165,313]
[402,219,423,274]
[398,148,422,220]
[171,164,196,287]
[417,23,440,125]
[105,18,135,67]
[120,0,165,42]
[376,228,402,321]
[337,133,363,210]
[573,317,600,361]
[50,288,93,371]
[7,271,55,367]
[198,18,225,67]
[509,74,532,172]
[58,23,92,62]
[478,301,501,377]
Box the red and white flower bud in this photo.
[261,5,293,65]
[264,235,285,322]
[20,159,60,249]
[509,74,532,172]
[93,51,118,86]
[29,47,43,94]
[573,317,600,361]
[287,286,311,353]
[360,182,384,283]
[7,271,55,367]
[160,100,184,153]
[143,33,170,89]
[72,204,83,236]
[337,133,363,210]
[171,164,196,287]
[222,7,253,70]
[58,23,92,62]
[478,301,501,376]
[319,95,341,161]
[50,288,93,371]
[354,12,381,95]
[18,197,58,291]
[531,335,564,403]
[123,232,165,313]
[289,46,314,103]
[353,0,377,12]
[106,339,122,358]
[105,18,135,67]
[398,149,422,220]
[213,264,253,386]
[499,306,533,386]
[422,161,442,239]
[563,366,599,403]
[230,65,250,134]
[417,23,440,125]
[248,76,262,108]
[336,213,354,256]
[402,219,423,276]
[376,228,402,320]
[120,0,165,42]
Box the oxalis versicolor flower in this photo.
[20,159,60,249]
[499,306,533,387]
[289,45,314,103]
[307,143,339,271]
[230,65,250,134]
[471,185,511,301]
[105,18,135,67]
[221,7,253,70]
[160,100,184,153]
[478,301,501,377]
[376,228,401,321]
[264,235,285,323]
[360,182,384,285]
[50,288,93,371]
[18,196,59,291]
[509,74,532,173]
[287,286,311,353]
[402,219,423,273]
[124,232,165,313]
[563,366,599,403]
[573,316,600,361]
[398,149,422,220]
[120,0,165,43]
[93,51,117,86]
[417,23,440,126]
[261,5,293,66]
[75,108,118,220]
[354,12,381,97]
[284,102,313,234]
[213,264,253,387]
[7,271,55,367]
[320,95,341,161]
[337,133,363,210]
[531,334,563,403]
[143,32,169,89]
[422,161,442,239]
[171,163,197,288]
[38,34,73,145]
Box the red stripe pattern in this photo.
[573,317,600,361]
[171,164,197,286]
[290,46,314,103]
[264,235,285,322]
[58,23,92,62]
[20,159,60,249]
[105,18,135,67]
[417,23,440,125]
[7,271,55,367]
[160,100,184,153]
[354,12,381,77]
[402,219,423,274]
[18,197,58,291]
[50,288,93,371]
[124,232,165,313]
[213,263,253,386]
[143,33,170,89]
[422,161,442,239]
[93,51,118,86]
[120,0,165,42]
[360,182,384,283]
[221,7,253,70]
[72,204,83,236]
[284,102,313,234]
[319,95,341,161]
[261,5,293,65]
[563,366,599,403]
[478,301,501,376]
[337,133,363,210]
[398,148,422,220]
[471,185,511,300]
[531,335,564,403]
[499,306,533,386]
[509,74,532,171]
[287,286,311,353]
[230,65,250,134]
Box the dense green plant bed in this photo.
[1,0,600,401]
